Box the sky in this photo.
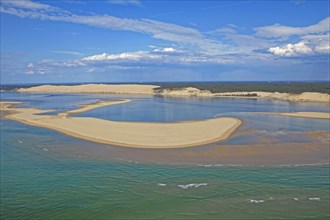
[0,0,329,84]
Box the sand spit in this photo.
[17,84,160,95]
[16,84,329,102]
[58,99,131,117]
[1,101,241,148]
[264,112,330,119]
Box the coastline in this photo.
[1,101,242,148]
[261,112,330,120]
[14,84,330,103]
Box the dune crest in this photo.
[17,84,160,95]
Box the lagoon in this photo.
[1,92,329,219]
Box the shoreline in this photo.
[13,84,330,103]
[260,112,330,119]
[1,101,242,149]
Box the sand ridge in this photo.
[16,84,330,102]
[17,84,160,95]
[1,101,242,148]
[57,99,131,117]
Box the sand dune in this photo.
[1,101,241,148]
[265,112,330,119]
[214,91,330,103]
[17,84,160,95]
[16,84,329,102]
[158,87,212,96]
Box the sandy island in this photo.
[16,84,330,103]
[0,101,241,148]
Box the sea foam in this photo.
[248,199,265,203]
[178,183,207,189]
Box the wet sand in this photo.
[40,132,329,166]
[1,101,241,148]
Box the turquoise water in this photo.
[1,92,329,219]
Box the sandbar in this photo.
[58,99,131,117]
[262,112,330,119]
[1,101,241,148]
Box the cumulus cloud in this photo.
[268,42,313,56]
[255,17,330,38]
[25,62,34,74]
[81,51,161,62]
[268,33,330,56]
[153,47,176,53]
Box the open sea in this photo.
[1,92,329,219]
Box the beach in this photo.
[264,112,330,119]
[1,101,241,148]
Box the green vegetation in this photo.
[155,82,330,94]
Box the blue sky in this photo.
[1,0,329,83]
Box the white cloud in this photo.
[0,0,220,51]
[81,51,161,62]
[52,50,82,56]
[268,33,330,57]
[153,47,176,53]
[1,0,51,10]
[25,63,34,74]
[38,69,45,75]
[86,68,96,73]
[108,0,142,6]
[302,34,330,54]
[268,42,313,56]
[255,17,330,38]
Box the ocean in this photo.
[1,92,329,219]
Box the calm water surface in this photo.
[1,92,329,219]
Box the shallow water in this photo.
[1,92,329,219]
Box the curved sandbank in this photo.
[263,112,330,119]
[16,84,330,102]
[1,101,241,148]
